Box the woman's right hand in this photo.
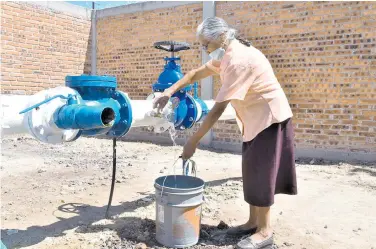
[153,91,172,113]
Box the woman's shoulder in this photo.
[231,44,270,68]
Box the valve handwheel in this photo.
[153,41,190,52]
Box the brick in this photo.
[339,99,359,105]
[314,125,332,130]
[341,120,360,125]
[359,132,374,137]
[332,125,351,130]
[298,124,314,129]
[349,136,366,142]
[306,129,321,134]
[352,126,370,132]
[322,120,340,125]
[363,111,376,116]
[362,121,376,127]
[325,109,341,114]
[340,130,360,136]
[315,135,329,140]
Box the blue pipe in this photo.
[54,104,115,130]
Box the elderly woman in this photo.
[153,17,297,249]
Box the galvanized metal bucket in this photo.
[154,175,205,248]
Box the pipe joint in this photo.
[54,103,116,130]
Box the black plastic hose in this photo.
[105,138,116,218]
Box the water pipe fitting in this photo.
[17,75,133,143]
[151,41,209,130]
[54,104,115,130]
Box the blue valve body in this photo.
[19,75,133,140]
[152,57,208,130]
[19,45,209,139]
[64,75,133,137]
[54,103,115,130]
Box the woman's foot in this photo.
[226,222,258,236]
[236,228,274,249]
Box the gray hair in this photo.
[196,17,251,46]
[196,17,237,42]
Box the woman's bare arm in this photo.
[164,64,217,96]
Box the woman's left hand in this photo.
[182,139,198,160]
[180,101,230,160]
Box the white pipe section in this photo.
[129,99,172,128]
[204,100,237,121]
[0,95,30,136]
[193,99,203,122]
[1,87,82,143]
[129,98,177,133]
[1,94,237,138]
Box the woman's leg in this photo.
[227,142,260,236]
[252,206,273,241]
[237,120,297,248]
[245,204,258,229]
[236,206,273,249]
[227,204,258,235]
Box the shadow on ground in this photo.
[348,166,376,177]
[76,216,238,248]
[1,177,242,249]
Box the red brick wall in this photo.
[213,1,376,153]
[96,3,203,99]
[1,2,92,94]
[3,1,375,155]
[96,3,203,140]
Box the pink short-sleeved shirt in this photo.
[205,40,293,142]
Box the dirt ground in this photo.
[1,135,375,249]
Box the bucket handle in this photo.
[160,157,181,198]
[159,157,198,198]
[182,158,196,176]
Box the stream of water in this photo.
[168,125,178,187]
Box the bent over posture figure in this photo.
[154,17,298,249]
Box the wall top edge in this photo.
[16,1,92,20]
[96,1,201,19]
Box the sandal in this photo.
[226,226,258,236]
[236,235,274,249]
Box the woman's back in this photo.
[213,39,293,142]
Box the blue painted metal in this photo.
[0,239,7,249]
[63,75,133,138]
[110,91,133,137]
[66,75,117,89]
[152,44,208,130]
[180,94,198,129]
[54,103,115,130]
[152,57,191,93]
[18,74,133,139]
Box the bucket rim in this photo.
[154,175,205,191]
